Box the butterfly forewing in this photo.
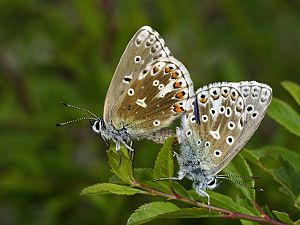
[180,81,272,175]
[103,26,174,125]
[104,26,194,139]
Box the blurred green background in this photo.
[0,0,300,224]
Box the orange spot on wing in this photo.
[173,105,185,113]
[171,71,179,79]
[164,67,172,73]
[153,66,159,74]
[236,106,242,112]
[199,98,208,103]
[173,81,182,89]
[212,95,220,100]
[175,91,186,99]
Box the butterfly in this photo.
[57,26,194,153]
[158,81,272,205]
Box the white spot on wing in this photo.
[209,126,220,140]
[123,74,133,84]
[136,97,147,108]
[128,88,134,96]
[153,119,160,126]
[214,150,222,157]
[153,80,159,86]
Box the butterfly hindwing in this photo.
[215,81,272,172]
[179,81,272,175]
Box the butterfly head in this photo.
[91,119,105,134]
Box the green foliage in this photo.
[273,211,294,225]
[223,154,255,202]
[281,81,300,106]
[268,98,300,137]
[107,145,134,184]
[153,135,175,180]
[127,202,217,225]
[81,183,146,196]
[1,1,300,224]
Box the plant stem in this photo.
[130,180,287,225]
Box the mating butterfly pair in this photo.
[58,26,272,204]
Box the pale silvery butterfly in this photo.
[57,26,194,153]
[158,81,272,205]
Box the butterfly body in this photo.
[173,81,272,203]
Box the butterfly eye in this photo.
[92,121,101,134]
[207,178,217,190]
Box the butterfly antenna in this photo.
[217,174,260,180]
[216,176,264,192]
[61,102,98,119]
[55,117,96,127]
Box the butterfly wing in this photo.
[104,26,174,124]
[104,26,194,138]
[178,81,272,175]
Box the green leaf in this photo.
[127,202,218,225]
[188,190,256,216]
[210,192,257,225]
[110,168,154,184]
[243,146,300,171]
[127,202,180,225]
[272,210,294,225]
[153,135,175,179]
[107,145,134,184]
[282,81,300,106]
[268,98,300,137]
[81,183,146,196]
[223,154,255,202]
[210,191,254,215]
[153,135,175,190]
[161,207,218,218]
[243,149,300,210]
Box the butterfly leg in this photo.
[197,189,211,207]
[153,173,186,182]
[116,141,122,167]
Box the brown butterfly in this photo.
[57,26,194,153]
